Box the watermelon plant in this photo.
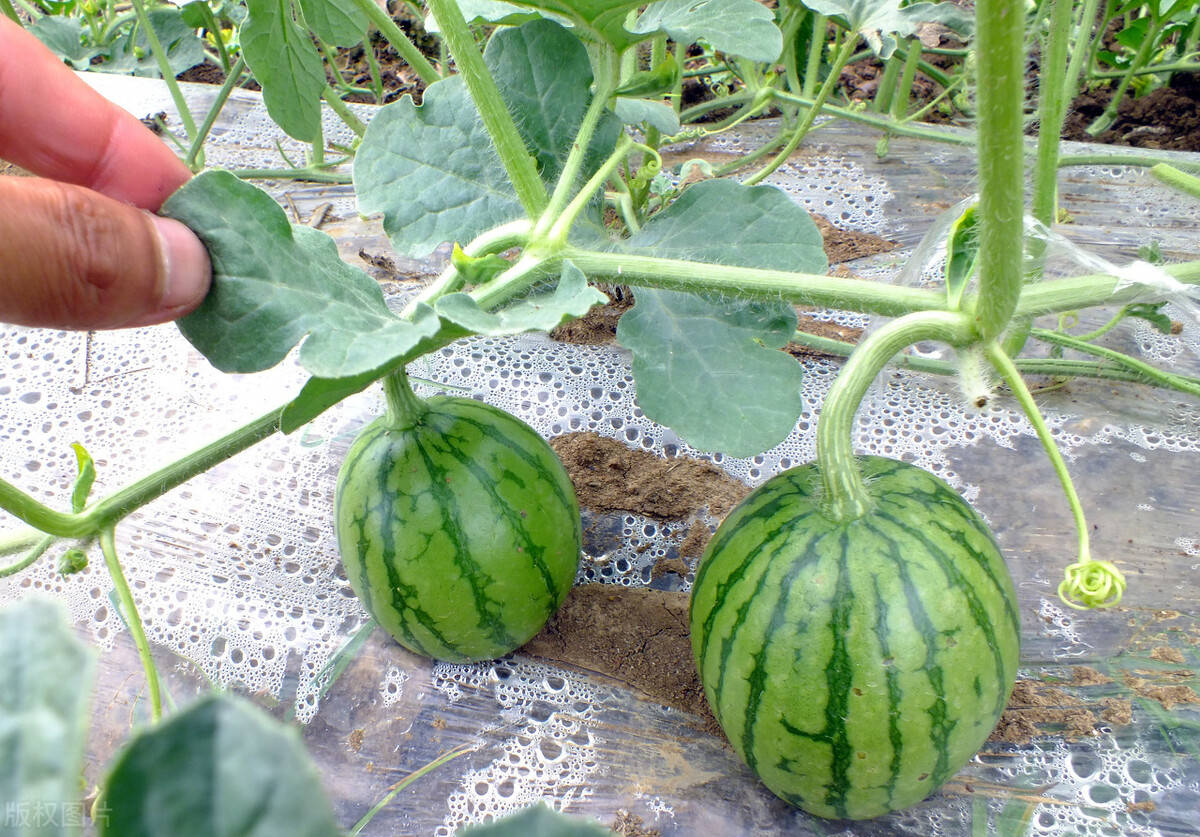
[2,0,1200,827]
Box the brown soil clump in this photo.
[551,432,750,521]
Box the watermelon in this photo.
[690,456,1020,819]
[335,395,581,663]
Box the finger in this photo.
[0,176,211,329]
[0,17,191,209]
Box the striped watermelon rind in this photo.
[334,396,582,663]
[690,456,1020,820]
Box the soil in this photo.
[1061,72,1200,152]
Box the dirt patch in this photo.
[989,679,1117,745]
[1070,665,1113,686]
[1062,73,1200,152]
[551,432,750,521]
[611,809,662,837]
[1149,645,1186,665]
[550,286,633,345]
[813,214,900,266]
[521,584,717,733]
[1124,671,1200,710]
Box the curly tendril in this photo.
[1058,559,1127,610]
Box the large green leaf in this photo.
[29,17,101,69]
[0,598,96,837]
[105,8,206,77]
[240,0,325,141]
[800,0,973,57]
[297,0,367,47]
[100,695,339,837]
[355,75,526,257]
[162,171,441,377]
[435,261,606,335]
[458,804,613,836]
[616,290,805,457]
[631,0,783,62]
[621,179,828,272]
[613,180,825,456]
[355,20,617,257]
[484,19,622,187]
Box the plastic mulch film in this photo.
[2,74,1200,835]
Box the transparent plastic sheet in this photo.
[2,77,1200,834]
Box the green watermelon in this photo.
[690,456,1020,819]
[335,396,581,663]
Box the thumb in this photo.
[0,176,211,330]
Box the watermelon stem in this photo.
[382,368,429,431]
[817,311,973,522]
[983,343,1126,609]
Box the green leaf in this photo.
[29,17,99,69]
[100,694,340,837]
[612,53,680,97]
[944,203,979,309]
[69,443,95,514]
[435,260,606,335]
[800,0,973,58]
[617,289,804,457]
[297,0,367,47]
[499,0,648,51]
[0,597,96,837]
[631,0,783,62]
[1124,302,1176,334]
[240,0,325,141]
[613,97,681,135]
[58,549,89,576]
[458,804,613,836]
[162,171,441,377]
[484,19,622,188]
[423,0,547,30]
[356,20,619,257]
[621,179,828,272]
[103,8,206,77]
[613,180,822,456]
[355,75,525,257]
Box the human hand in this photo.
[0,17,210,330]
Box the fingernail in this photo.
[149,214,212,312]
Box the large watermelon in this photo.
[690,456,1020,819]
[335,396,582,663]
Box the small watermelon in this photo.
[335,396,581,662]
[690,456,1020,819]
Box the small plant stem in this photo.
[534,50,619,239]
[1150,163,1200,200]
[788,328,1199,388]
[382,367,428,429]
[425,0,547,217]
[562,248,948,317]
[400,219,533,315]
[0,534,54,578]
[971,0,1026,342]
[322,85,368,137]
[0,526,46,558]
[816,312,973,522]
[233,167,352,183]
[889,38,922,121]
[184,55,247,171]
[984,343,1124,609]
[547,134,635,244]
[1015,258,1200,315]
[99,526,163,722]
[1030,327,1200,398]
[1092,59,1200,79]
[744,33,859,186]
[363,29,385,104]
[349,0,439,85]
[347,744,473,836]
[1032,0,1076,228]
[873,51,903,114]
[127,0,199,142]
[1085,2,1183,136]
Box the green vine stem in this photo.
[425,0,547,217]
[816,311,973,522]
[0,533,54,578]
[1151,163,1200,200]
[347,744,473,836]
[971,0,1026,342]
[1031,0,1076,229]
[185,55,247,171]
[349,0,440,86]
[802,13,827,99]
[126,0,199,142]
[744,32,859,186]
[1030,327,1200,398]
[400,219,533,315]
[546,134,636,245]
[99,526,164,721]
[984,343,1126,609]
[382,367,428,430]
